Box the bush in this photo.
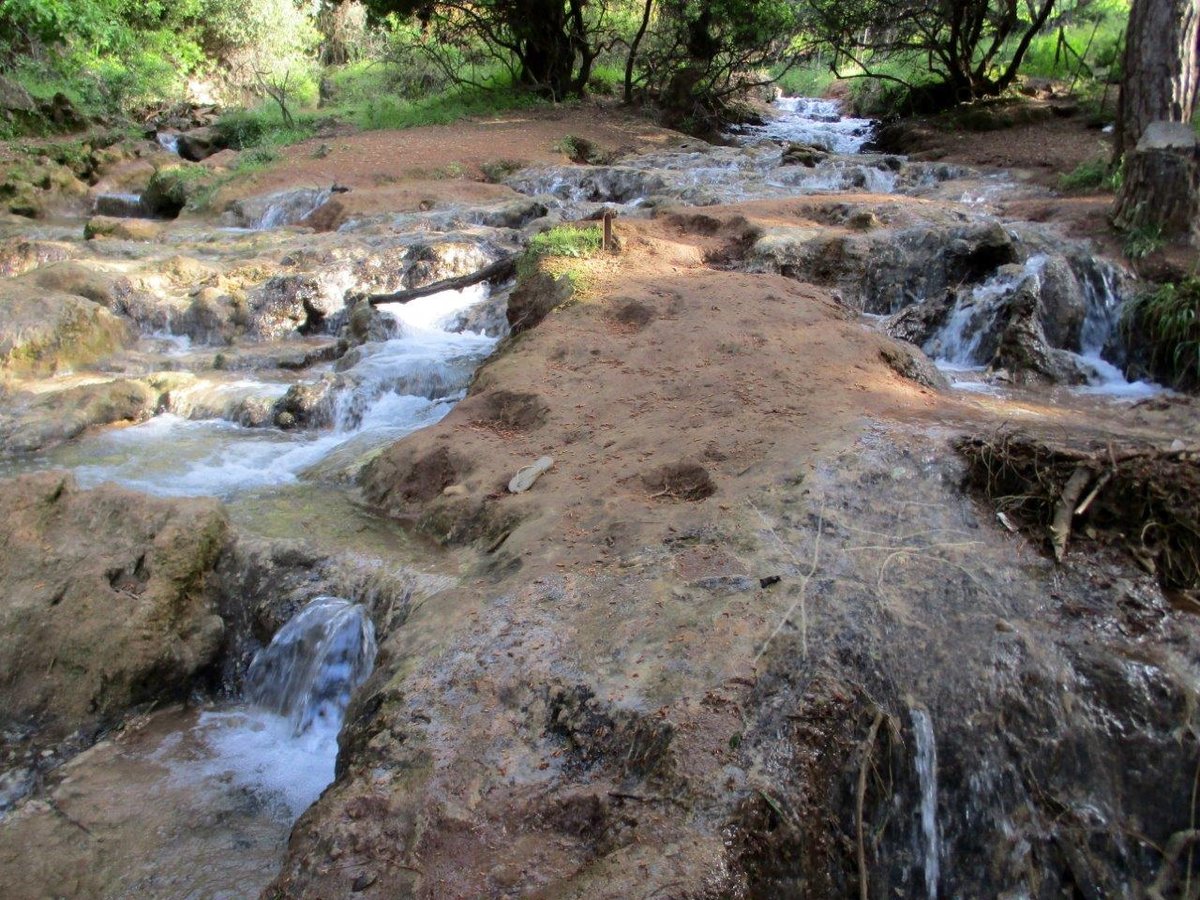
[1123,278,1200,390]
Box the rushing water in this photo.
[28,284,499,498]
[734,96,877,153]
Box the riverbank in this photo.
[0,96,1197,897]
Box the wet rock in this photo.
[246,269,355,339]
[142,165,205,218]
[176,126,228,162]
[0,285,131,375]
[304,198,348,232]
[179,287,242,344]
[991,279,1093,385]
[345,298,397,346]
[470,199,549,229]
[402,241,495,290]
[878,340,950,390]
[781,143,829,167]
[0,379,160,453]
[274,378,336,429]
[0,472,228,745]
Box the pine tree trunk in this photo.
[1115,0,1200,160]
[1112,122,1200,245]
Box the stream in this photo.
[0,95,1181,895]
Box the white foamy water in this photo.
[57,285,498,497]
[738,96,876,154]
[156,132,183,155]
[146,598,377,820]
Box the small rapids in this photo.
[924,253,1160,397]
[733,96,876,153]
[41,284,500,497]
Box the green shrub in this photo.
[1123,278,1200,390]
[1124,223,1166,261]
[1059,158,1121,192]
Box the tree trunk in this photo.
[624,0,654,104]
[1115,0,1200,160]
[1112,122,1200,245]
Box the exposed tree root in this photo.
[955,430,1200,592]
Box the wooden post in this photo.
[602,208,616,252]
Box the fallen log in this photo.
[358,254,519,307]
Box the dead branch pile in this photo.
[955,431,1200,592]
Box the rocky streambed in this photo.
[0,99,1196,898]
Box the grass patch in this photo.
[1059,157,1122,192]
[343,80,544,132]
[518,224,604,282]
[1123,278,1200,390]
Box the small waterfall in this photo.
[911,708,941,899]
[245,597,377,736]
[733,96,876,154]
[156,132,183,155]
[253,188,333,229]
[93,192,148,218]
[926,256,1047,367]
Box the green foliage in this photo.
[518,225,603,279]
[773,60,837,98]
[1058,157,1122,192]
[1123,223,1166,260]
[215,105,317,150]
[1123,279,1200,390]
[344,80,543,131]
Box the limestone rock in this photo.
[0,472,228,743]
[0,284,131,375]
[0,379,160,453]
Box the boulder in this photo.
[0,76,35,115]
[176,125,228,162]
[0,472,228,743]
[0,284,131,375]
[0,379,160,453]
[143,165,207,217]
[246,268,354,339]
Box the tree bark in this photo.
[1112,122,1200,244]
[1115,0,1200,160]
[361,255,518,307]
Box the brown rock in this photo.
[0,472,228,742]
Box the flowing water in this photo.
[16,283,500,497]
[911,708,941,900]
[0,96,1177,895]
